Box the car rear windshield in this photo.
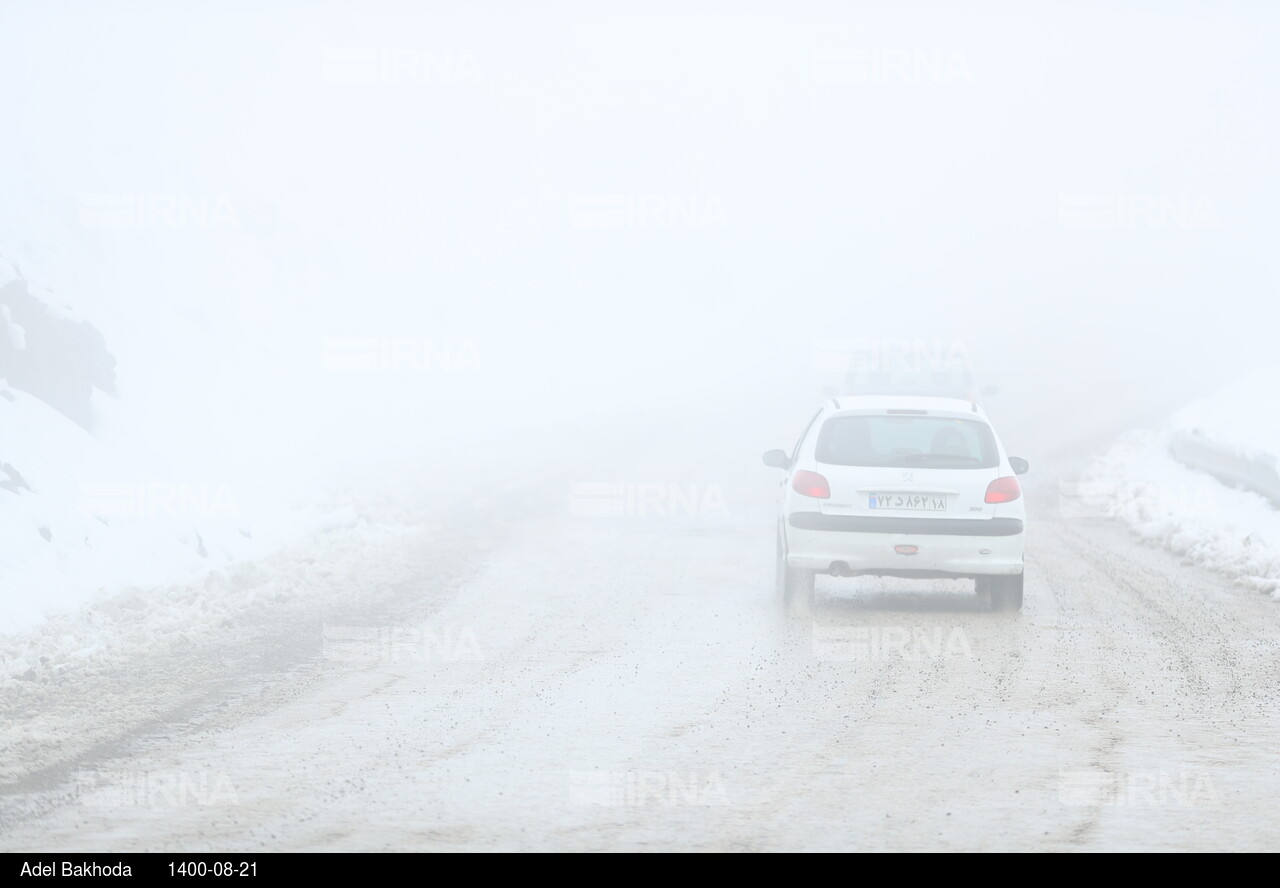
[814,414,999,469]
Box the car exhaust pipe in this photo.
[829,561,851,577]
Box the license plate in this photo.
[868,493,947,511]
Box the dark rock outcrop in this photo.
[0,275,116,430]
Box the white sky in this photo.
[2,1,1277,476]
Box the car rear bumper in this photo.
[785,512,1025,576]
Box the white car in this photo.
[764,396,1029,612]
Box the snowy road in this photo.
[3,413,1280,852]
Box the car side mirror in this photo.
[1009,456,1029,475]
[763,449,790,469]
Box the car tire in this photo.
[984,573,1024,613]
[774,530,789,597]
[776,530,815,616]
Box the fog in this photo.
[2,0,1279,855]
[5,3,1277,460]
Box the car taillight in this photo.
[985,476,1021,504]
[792,470,831,499]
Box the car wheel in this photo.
[985,573,1024,613]
[776,530,815,616]
[774,530,789,597]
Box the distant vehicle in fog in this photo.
[835,364,996,402]
[764,395,1029,613]
[815,338,997,403]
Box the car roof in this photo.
[824,394,988,420]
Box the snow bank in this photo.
[1074,369,1280,600]
[0,258,338,636]
[0,515,390,687]
[1171,367,1280,462]
[0,380,334,634]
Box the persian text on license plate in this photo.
[868,493,947,511]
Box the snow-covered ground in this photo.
[4,0,1280,852]
[1172,368,1280,462]
[0,253,353,637]
[0,375,334,636]
[6,402,1280,852]
[1069,369,1280,600]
